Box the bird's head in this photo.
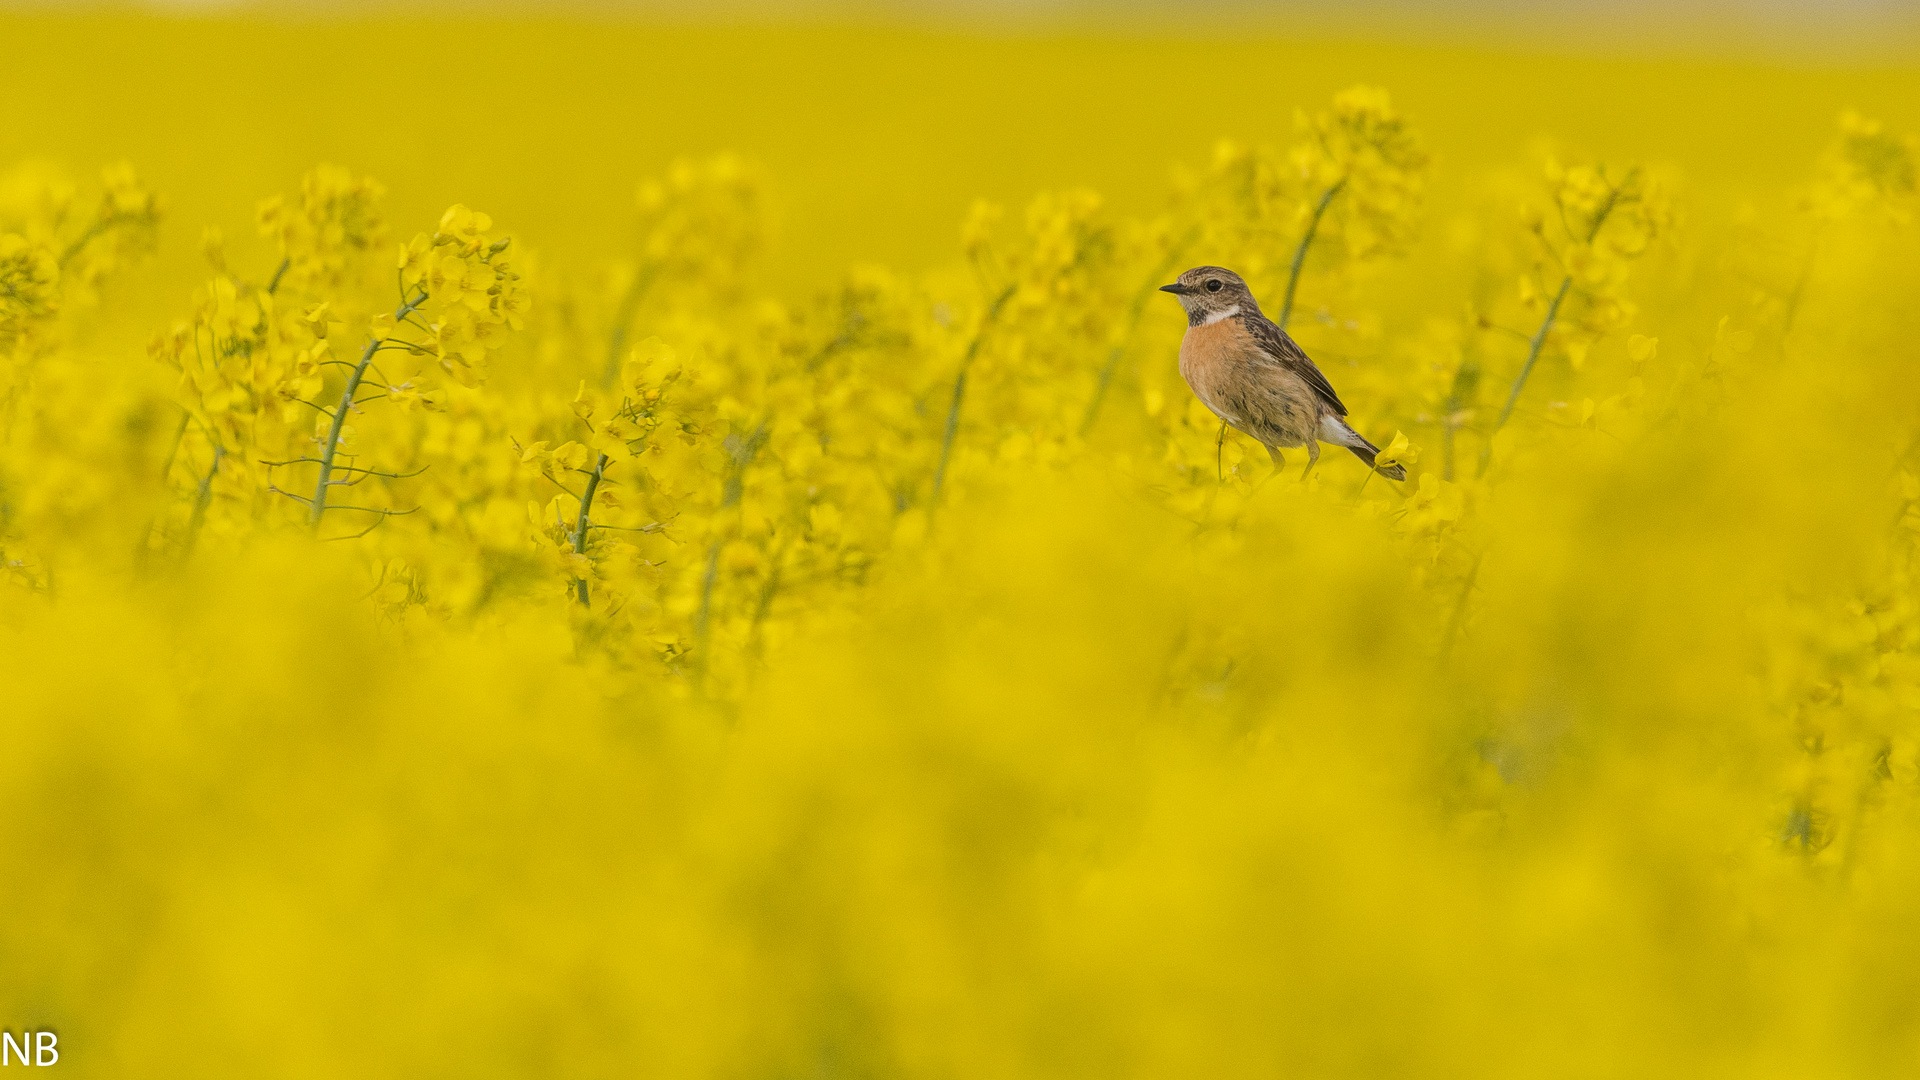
[1159,266,1259,326]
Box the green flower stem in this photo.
[1082,230,1198,435]
[157,410,190,482]
[1218,178,1347,474]
[570,453,610,606]
[58,216,118,268]
[1440,357,1481,483]
[1279,178,1346,332]
[745,536,790,658]
[601,264,659,388]
[694,421,769,661]
[1487,277,1572,441]
[183,445,224,556]
[310,290,426,529]
[1478,172,1635,478]
[693,541,722,650]
[932,282,1017,506]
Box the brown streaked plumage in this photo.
[1160,266,1405,481]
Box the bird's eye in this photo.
[1205,279,1222,292]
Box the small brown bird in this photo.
[1161,266,1405,481]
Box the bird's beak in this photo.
[1159,282,1192,295]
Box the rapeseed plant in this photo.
[1157,87,1428,487]
[1,30,1918,1079]
[1477,157,1669,474]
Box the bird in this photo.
[1160,266,1405,481]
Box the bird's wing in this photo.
[1245,315,1347,417]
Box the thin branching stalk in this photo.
[1783,231,1822,337]
[570,453,609,606]
[1440,356,1481,483]
[1438,551,1485,663]
[1217,178,1349,471]
[157,410,190,483]
[1082,302,1150,438]
[182,444,224,556]
[58,218,115,269]
[932,282,1017,505]
[693,543,723,651]
[265,257,290,296]
[1478,171,1635,478]
[138,407,209,572]
[310,290,427,529]
[135,413,198,575]
[1278,178,1346,332]
[745,536,790,660]
[601,264,659,388]
[694,422,769,660]
[1082,231,1197,435]
[1487,277,1572,442]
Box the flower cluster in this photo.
[0,161,158,376]
[398,204,530,389]
[147,172,528,553]
[1807,109,1918,223]
[1512,157,1672,371]
[256,163,386,293]
[5,78,1920,1077]
[0,233,58,362]
[1290,84,1430,264]
[1185,85,1429,321]
[0,163,159,589]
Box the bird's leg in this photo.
[1252,444,1284,491]
[1301,439,1320,480]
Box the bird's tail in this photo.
[1322,416,1407,481]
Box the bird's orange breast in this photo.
[1178,318,1255,411]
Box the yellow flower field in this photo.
[2,11,1919,1077]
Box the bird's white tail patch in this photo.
[1319,414,1369,449]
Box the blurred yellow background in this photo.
[4,13,1916,321]
[3,6,1919,1078]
